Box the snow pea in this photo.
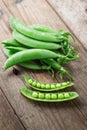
[2,39,22,47]
[3,47,50,70]
[13,30,62,50]
[5,46,27,51]
[29,24,56,33]
[24,75,74,91]
[20,87,79,102]
[3,49,60,70]
[10,16,67,42]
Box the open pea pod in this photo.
[20,87,79,102]
[24,75,74,91]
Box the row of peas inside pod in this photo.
[20,75,79,102]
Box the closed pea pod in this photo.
[10,16,67,42]
[2,39,24,47]
[3,49,59,70]
[13,30,62,50]
[20,87,79,102]
[5,46,27,51]
[3,48,51,70]
[29,24,56,33]
[24,75,74,91]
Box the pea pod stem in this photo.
[42,59,72,79]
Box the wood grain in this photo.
[0,0,87,130]
[47,0,87,50]
[0,89,25,130]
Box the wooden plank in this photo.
[47,0,87,50]
[0,89,25,130]
[0,0,87,130]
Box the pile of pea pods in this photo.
[1,16,79,102]
[1,16,79,79]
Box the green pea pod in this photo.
[2,39,22,47]
[5,46,27,51]
[20,87,79,102]
[24,75,73,91]
[3,49,60,70]
[13,30,62,50]
[29,24,56,33]
[10,16,67,42]
[3,47,50,70]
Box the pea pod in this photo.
[5,46,27,51]
[24,75,74,91]
[29,24,56,33]
[3,49,61,70]
[13,30,62,50]
[20,87,79,102]
[2,39,23,47]
[10,16,67,42]
[3,47,51,70]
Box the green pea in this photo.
[51,84,55,89]
[28,79,33,85]
[45,84,50,89]
[45,94,51,99]
[39,93,44,99]
[32,92,38,98]
[56,83,60,88]
[51,94,57,99]
[32,81,37,87]
[64,93,70,98]
[36,82,41,88]
[58,93,64,99]
[61,82,67,86]
[41,84,45,89]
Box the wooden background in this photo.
[0,0,87,130]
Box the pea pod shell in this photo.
[10,16,63,42]
[29,24,56,33]
[13,30,62,50]
[3,47,51,70]
[20,87,79,102]
[24,75,74,91]
[3,49,59,70]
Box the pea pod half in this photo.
[20,87,79,102]
[24,75,73,91]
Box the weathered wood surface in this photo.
[47,0,87,50]
[0,89,25,130]
[0,0,87,130]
